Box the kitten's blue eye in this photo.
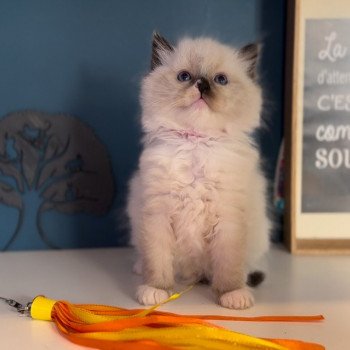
[214,74,228,85]
[177,71,192,82]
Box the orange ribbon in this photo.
[30,295,325,350]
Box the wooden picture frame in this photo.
[284,0,350,254]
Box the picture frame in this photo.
[284,0,350,254]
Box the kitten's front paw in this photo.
[136,285,171,305]
[219,288,254,310]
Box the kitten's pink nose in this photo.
[196,78,210,94]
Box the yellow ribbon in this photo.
[29,292,325,350]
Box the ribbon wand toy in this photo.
[1,294,325,350]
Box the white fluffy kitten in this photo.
[127,33,270,309]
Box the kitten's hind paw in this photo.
[219,288,254,309]
[136,285,171,305]
[247,270,265,287]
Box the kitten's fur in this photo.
[127,33,270,309]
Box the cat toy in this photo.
[1,290,325,350]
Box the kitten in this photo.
[127,33,270,309]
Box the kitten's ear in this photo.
[238,43,260,80]
[151,32,174,70]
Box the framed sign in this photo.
[285,0,350,253]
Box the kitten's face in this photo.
[141,34,262,136]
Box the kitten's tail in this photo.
[247,271,266,288]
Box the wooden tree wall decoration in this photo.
[0,111,114,250]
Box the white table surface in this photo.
[0,245,349,350]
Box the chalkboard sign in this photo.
[302,19,350,213]
[285,0,350,253]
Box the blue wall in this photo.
[0,0,285,250]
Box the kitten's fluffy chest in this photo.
[173,152,211,192]
[143,130,253,193]
[166,138,220,252]
[166,136,219,190]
